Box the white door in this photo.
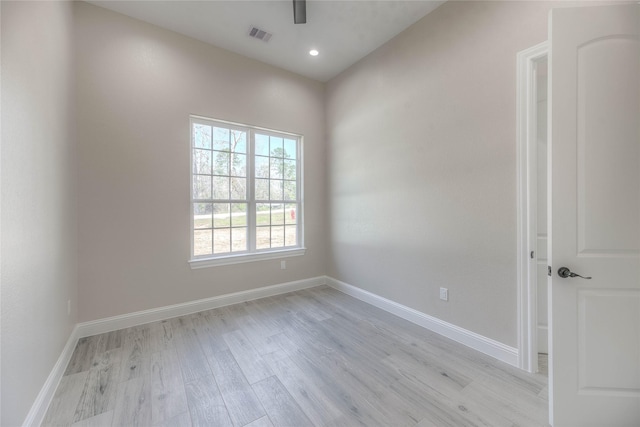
[549,3,640,426]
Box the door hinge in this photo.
[548,266,552,277]
[531,251,535,259]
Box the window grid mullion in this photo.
[227,131,232,203]
[267,136,273,249]
[248,130,257,252]
[193,199,248,203]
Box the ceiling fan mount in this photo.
[293,0,306,24]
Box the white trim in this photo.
[76,276,325,337]
[189,115,304,263]
[189,247,306,269]
[325,277,519,367]
[22,325,80,427]
[516,41,549,373]
[190,114,301,138]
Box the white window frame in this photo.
[188,115,305,269]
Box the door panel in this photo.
[578,290,640,393]
[550,4,640,426]
[577,38,640,255]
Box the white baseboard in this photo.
[325,276,519,367]
[77,276,326,338]
[23,325,80,427]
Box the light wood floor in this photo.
[43,286,549,427]
[538,354,548,377]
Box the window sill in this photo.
[188,247,306,269]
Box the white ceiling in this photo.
[87,1,446,82]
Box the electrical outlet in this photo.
[281,260,286,270]
[439,287,448,301]
[67,299,71,316]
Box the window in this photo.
[189,116,304,268]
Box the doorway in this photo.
[534,56,548,374]
[518,6,639,424]
[516,41,549,375]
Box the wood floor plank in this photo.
[234,314,282,355]
[202,305,241,334]
[323,307,413,359]
[221,303,249,319]
[243,415,274,427]
[70,410,113,427]
[190,311,229,356]
[119,325,152,383]
[369,382,426,426]
[223,330,274,384]
[289,345,412,426]
[298,288,343,314]
[171,316,212,383]
[285,294,332,321]
[207,349,266,426]
[184,374,233,427]
[104,329,124,352]
[150,348,189,425]
[72,348,121,423]
[43,371,89,426]
[251,297,301,331]
[312,316,400,381]
[283,309,401,387]
[148,319,175,353]
[262,351,343,426]
[415,417,440,427]
[381,351,471,397]
[306,286,372,322]
[152,411,193,427]
[65,336,100,376]
[394,376,517,427]
[251,376,313,427]
[111,377,152,427]
[92,329,124,356]
[462,378,548,426]
[273,329,392,426]
[242,299,284,336]
[438,341,547,395]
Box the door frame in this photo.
[516,41,549,374]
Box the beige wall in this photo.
[1,1,78,425]
[75,3,326,322]
[325,1,560,347]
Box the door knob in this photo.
[558,267,591,279]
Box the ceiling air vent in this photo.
[248,26,272,42]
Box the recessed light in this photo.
[309,49,319,56]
